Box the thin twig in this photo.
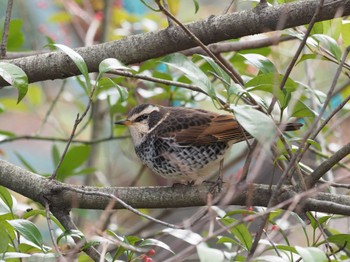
[64,186,181,229]
[267,0,325,113]
[44,200,64,260]
[155,0,243,87]
[50,114,81,180]
[0,0,13,57]
[37,80,66,135]
[248,2,326,255]
[0,134,129,145]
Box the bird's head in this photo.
[115,104,166,146]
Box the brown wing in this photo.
[160,109,252,146]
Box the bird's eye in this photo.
[134,114,148,122]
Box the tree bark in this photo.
[1,0,349,86]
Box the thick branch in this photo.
[1,0,349,86]
[2,159,350,216]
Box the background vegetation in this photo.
[0,0,350,261]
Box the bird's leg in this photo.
[207,159,225,193]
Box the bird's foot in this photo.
[203,177,224,193]
[172,181,194,188]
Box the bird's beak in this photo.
[114,119,132,126]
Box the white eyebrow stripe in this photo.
[129,105,160,121]
[148,111,170,133]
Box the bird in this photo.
[115,104,302,185]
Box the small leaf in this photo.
[240,54,276,74]
[99,58,131,75]
[192,0,199,13]
[289,100,315,118]
[139,238,174,254]
[295,246,327,262]
[162,53,216,98]
[0,186,13,211]
[51,144,60,167]
[220,217,252,251]
[0,252,30,259]
[341,20,350,46]
[312,34,342,61]
[163,228,202,245]
[255,255,289,262]
[197,243,225,262]
[56,145,91,180]
[0,62,28,103]
[325,233,350,249]
[233,105,277,146]
[0,224,10,253]
[195,54,230,84]
[0,19,25,50]
[22,209,65,232]
[53,44,90,90]
[0,130,16,138]
[306,139,322,151]
[7,219,44,250]
[56,229,84,245]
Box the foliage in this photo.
[0,1,350,261]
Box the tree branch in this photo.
[2,159,350,216]
[1,0,349,86]
[306,142,350,187]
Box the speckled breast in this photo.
[135,135,229,178]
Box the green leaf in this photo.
[7,219,44,250]
[325,234,350,249]
[49,11,72,23]
[0,62,28,103]
[0,19,24,51]
[197,243,224,262]
[139,238,174,254]
[99,58,131,75]
[57,229,84,245]
[22,209,65,232]
[295,246,327,262]
[56,145,91,180]
[163,228,202,245]
[0,130,16,138]
[216,236,239,245]
[26,84,42,106]
[192,0,199,13]
[312,34,342,61]
[0,252,30,259]
[233,105,277,146]
[0,223,10,253]
[97,78,129,103]
[306,139,322,151]
[255,255,289,262]
[341,20,350,46]
[240,54,276,74]
[162,53,216,98]
[195,54,230,84]
[53,44,90,91]
[0,186,13,211]
[51,144,60,167]
[220,217,252,251]
[288,100,315,118]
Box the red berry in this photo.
[147,249,156,256]
[271,225,279,231]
